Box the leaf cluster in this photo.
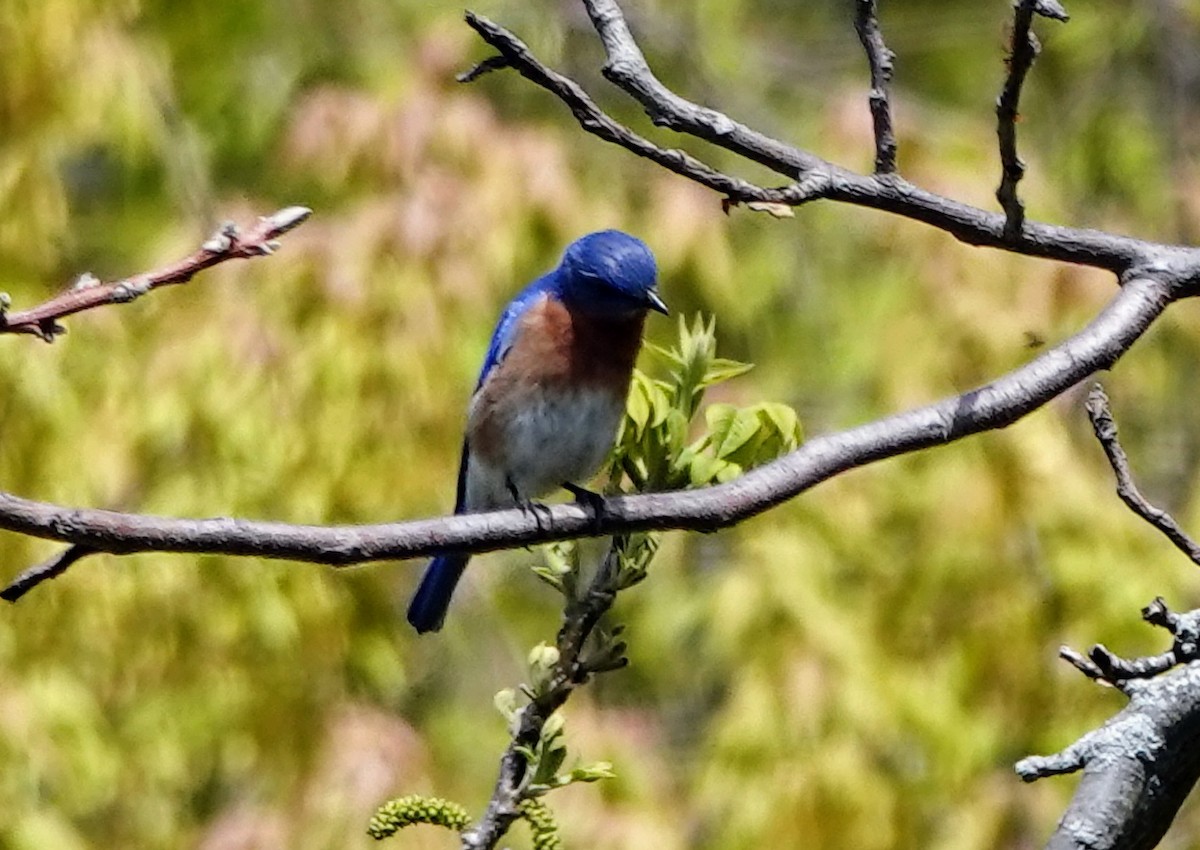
[613,315,802,492]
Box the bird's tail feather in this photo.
[407,553,470,634]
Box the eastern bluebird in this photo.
[406,230,668,634]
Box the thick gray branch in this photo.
[1020,652,1200,850]
[0,276,1173,597]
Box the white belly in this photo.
[465,388,624,510]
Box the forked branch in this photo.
[1014,394,1200,849]
[1019,600,1200,850]
[479,2,1161,273]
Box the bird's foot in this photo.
[508,477,552,531]
[520,499,554,531]
[563,482,608,532]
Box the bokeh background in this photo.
[4,1,1200,848]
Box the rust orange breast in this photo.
[468,295,645,465]
[502,296,646,390]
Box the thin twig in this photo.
[854,0,898,174]
[1088,643,1176,681]
[995,0,1069,240]
[1055,599,1200,693]
[1059,645,1107,682]
[463,541,627,850]
[1085,383,1200,565]
[0,545,96,602]
[0,206,311,341]
[456,54,512,83]
[579,0,823,175]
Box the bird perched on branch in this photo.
[407,230,668,633]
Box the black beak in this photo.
[646,289,669,316]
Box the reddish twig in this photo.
[0,206,311,342]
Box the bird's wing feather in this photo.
[475,273,556,390]
[453,272,559,512]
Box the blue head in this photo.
[556,230,668,317]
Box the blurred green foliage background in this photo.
[3,0,1200,848]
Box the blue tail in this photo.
[407,553,471,634]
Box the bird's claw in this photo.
[507,479,553,530]
[563,482,608,532]
[519,499,554,531]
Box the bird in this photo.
[407,230,668,634]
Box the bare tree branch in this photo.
[1018,386,1200,849]
[1,275,1173,599]
[0,545,96,602]
[463,540,629,850]
[854,0,898,174]
[551,1,1157,271]
[578,0,821,175]
[1078,598,1200,685]
[1057,645,1110,682]
[996,0,1069,239]
[0,207,311,341]
[456,16,811,210]
[1086,384,1200,565]
[1019,599,1200,850]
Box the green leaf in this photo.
[714,408,763,459]
[701,357,754,387]
[626,372,653,436]
[664,409,690,454]
[568,761,617,783]
[541,741,567,778]
[689,453,734,487]
[755,402,803,445]
[648,380,674,427]
[530,564,564,592]
[704,403,737,442]
[534,543,579,595]
[645,341,684,370]
[715,461,744,483]
[494,688,520,722]
[540,711,565,743]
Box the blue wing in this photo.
[475,272,557,390]
[409,272,562,633]
[451,271,558,511]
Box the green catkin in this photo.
[367,795,471,839]
[519,798,565,850]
